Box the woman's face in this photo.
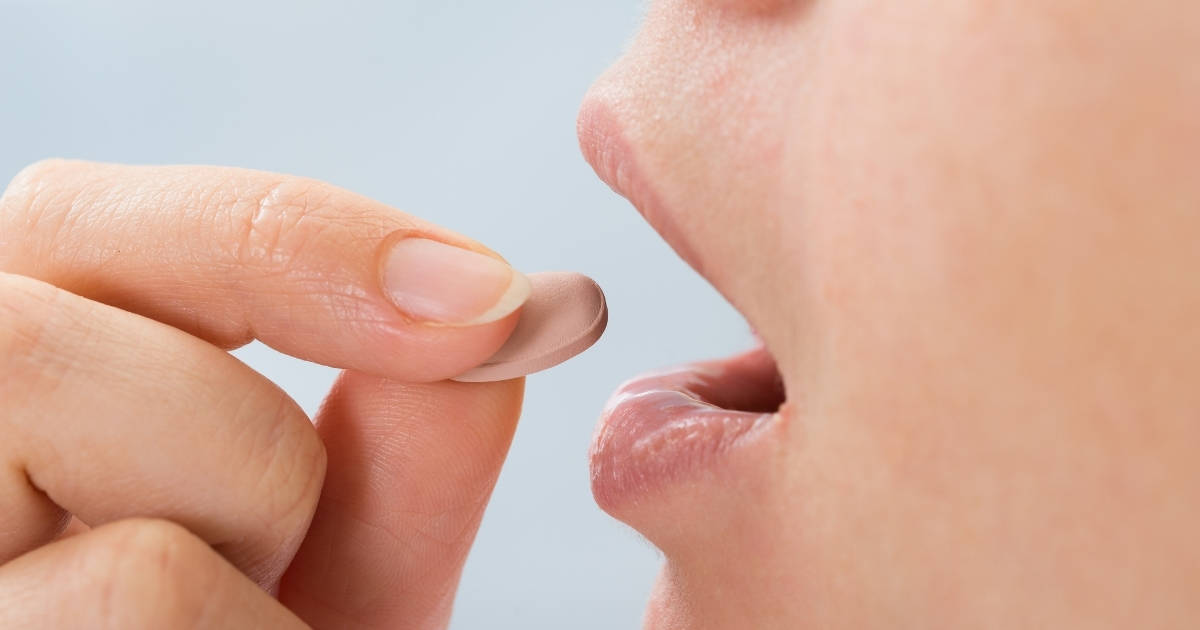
[580,1,1200,627]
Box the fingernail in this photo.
[382,237,531,326]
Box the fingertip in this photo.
[342,306,525,383]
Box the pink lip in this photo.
[589,346,785,511]
[579,98,785,509]
[576,100,707,277]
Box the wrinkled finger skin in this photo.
[0,159,534,628]
[0,160,520,382]
[0,272,325,590]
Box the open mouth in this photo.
[589,344,787,510]
[578,99,789,511]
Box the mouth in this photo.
[589,345,786,511]
[579,99,789,512]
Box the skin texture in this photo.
[0,161,526,629]
[581,0,1200,628]
[2,2,1198,628]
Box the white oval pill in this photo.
[452,272,607,383]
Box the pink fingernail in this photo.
[382,237,530,326]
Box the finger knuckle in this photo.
[227,175,340,274]
[262,391,327,530]
[231,382,326,560]
[84,519,220,629]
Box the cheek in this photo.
[790,0,1200,610]
[794,0,1199,385]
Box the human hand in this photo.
[0,160,529,628]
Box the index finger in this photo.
[0,160,530,381]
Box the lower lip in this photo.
[589,346,784,511]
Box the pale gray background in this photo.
[1,2,754,627]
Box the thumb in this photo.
[278,371,524,630]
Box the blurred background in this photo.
[1,2,755,627]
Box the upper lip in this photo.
[576,99,645,214]
[576,99,708,278]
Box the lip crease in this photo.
[589,346,785,511]
[576,99,707,277]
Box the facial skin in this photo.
[580,1,1200,628]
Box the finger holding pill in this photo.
[452,272,608,383]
